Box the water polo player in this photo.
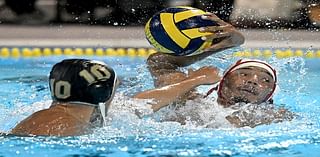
[206,59,277,107]
[135,59,277,109]
[10,59,118,136]
[135,13,292,127]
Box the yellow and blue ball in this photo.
[145,6,217,56]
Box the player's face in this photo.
[219,67,275,106]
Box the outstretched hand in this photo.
[199,13,245,51]
[199,13,234,40]
[188,66,221,85]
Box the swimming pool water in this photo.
[0,51,319,157]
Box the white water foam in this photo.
[0,92,295,136]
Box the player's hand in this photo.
[198,13,245,51]
[199,13,234,40]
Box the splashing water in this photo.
[0,52,319,156]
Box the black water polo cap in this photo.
[49,59,117,106]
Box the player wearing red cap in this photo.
[135,58,277,110]
[206,59,277,107]
[134,14,292,126]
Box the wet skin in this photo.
[218,66,275,107]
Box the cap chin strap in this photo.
[204,85,218,98]
[98,71,118,127]
[68,101,97,107]
[99,103,107,126]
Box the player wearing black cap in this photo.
[10,59,118,136]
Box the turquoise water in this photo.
[0,51,319,157]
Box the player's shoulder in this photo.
[22,105,72,123]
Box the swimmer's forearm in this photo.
[134,76,207,112]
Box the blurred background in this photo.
[0,0,319,50]
[0,0,319,28]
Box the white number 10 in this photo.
[79,65,111,84]
[50,65,111,99]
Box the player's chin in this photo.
[234,94,259,104]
